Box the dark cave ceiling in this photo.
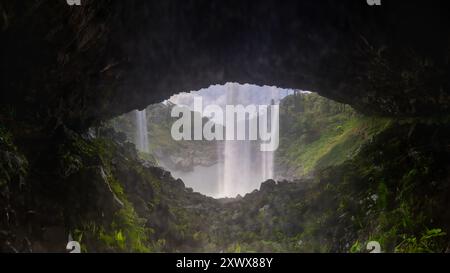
[1,0,450,130]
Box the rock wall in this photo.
[2,0,450,133]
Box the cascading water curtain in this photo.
[135,109,149,153]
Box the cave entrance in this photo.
[109,83,297,198]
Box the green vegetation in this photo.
[276,93,391,178]
[0,125,28,185]
[109,103,219,171]
[2,92,450,253]
[0,124,28,212]
[298,118,450,253]
[54,128,152,252]
[101,93,450,253]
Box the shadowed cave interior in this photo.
[1,0,450,252]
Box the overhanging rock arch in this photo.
[2,0,450,130]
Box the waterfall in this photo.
[219,84,278,197]
[164,83,285,198]
[261,86,279,181]
[135,109,149,153]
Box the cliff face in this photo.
[110,103,221,172]
[2,0,450,133]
